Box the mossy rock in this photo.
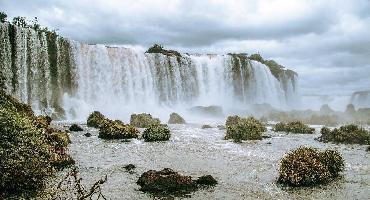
[273,121,314,134]
[318,124,370,145]
[0,91,73,197]
[130,113,160,128]
[98,119,139,139]
[168,112,186,124]
[142,124,171,142]
[225,116,266,142]
[146,44,181,57]
[278,146,344,186]
[69,124,83,132]
[87,111,106,128]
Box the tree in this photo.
[0,11,7,23]
[12,16,28,27]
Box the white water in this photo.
[62,44,298,122]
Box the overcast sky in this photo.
[1,0,369,96]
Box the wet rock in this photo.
[201,124,212,129]
[168,112,186,124]
[130,113,160,128]
[195,175,217,186]
[69,124,83,132]
[225,116,266,141]
[278,146,344,186]
[84,132,91,137]
[345,104,356,115]
[273,121,314,134]
[99,119,139,139]
[146,44,181,57]
[217,125,226,130]
[318,124,370,145]
[142,124,171,142]
[367,146,370,152]
[137,168,196,192]
[87,111,106,128]
[189,105,223,117]
[124,164,136,171]
[266,142,272,144]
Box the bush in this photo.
[318,124,370,145]
[0,91,73,197]
[273,121,314,134]
[98,119,139,139]
[225,116,266,141]
[130,113,160,128]
[86,111,106,128]
[168,112,186,124]
[142,124,171,142]
[278,147,344,186]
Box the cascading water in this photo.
[0,23,299,121]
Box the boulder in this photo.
[142,124,171,142]
[99,119,139,139]
[124,164,136,171]
[130,113,160,128]
[69,124,83,132]
[168,112,186,124]
[201,124,212,129]
[87,111,106,128]
[195,175,217,186]
[189,106,223,117]
[278,146,344,186]
[84,132,91,137]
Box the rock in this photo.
[266,142,272,144]
[189,106,223,117]
[84,132,91,137]
[278,146,344,186]
[142,124,171,142]
[168,112,186,124]
[99,119,139,139]
[273,121,314,134]
[195,175,217,186]
[69,124,83,132]
[225,116,266,142]
[201,124,212,129]
[345,104,356,115]
[124,164,136,171]
[217,125,226,130]
[320,104,334,114]
[146,44,182,57]
[87,111,106,128]
[367,146,370,152]
[130,113,160,128]
[137,168,196,192]
[318,124,370,145]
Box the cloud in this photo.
[0,0,369,96]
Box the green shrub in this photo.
[98,119,139,139]
[168,112,186,124]
[87,111,106,128]
[278,146,344,186]
[142,124,171,142]
[146,44,181,57]
[130,113,160,128]
[225,116,266,141]
[318,124,370,145]
[0,91,72,197]
[274,121,314,134]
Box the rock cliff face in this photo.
[0,22,299,119]
[350,90,370,108]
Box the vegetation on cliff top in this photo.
[146,44,181,57]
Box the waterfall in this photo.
[0,23,299,121]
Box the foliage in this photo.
[225,116,266,142]
[142,124,171,142]
[278,146,344,186]
[273,121,314,134]
[0,91,73,198]
[0,11,7,23]
[146,44,181,57]
[168,112,186,124]
[318,124,370,145]
[130,113,160,128]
